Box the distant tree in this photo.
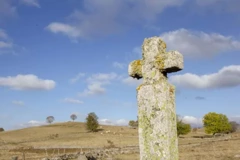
[70,114,77,122]
[46,116,55,124]
[203,112,231,135]
[0,128,4,132]
[88,112,98,121]
[177,119,191,137]
[229,121,239,133]
[128,120,138,128]
[129,120,135,127]
[86,112,99,132]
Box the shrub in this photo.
[203,112,231,135]
[0,128,4,132]
[177,121,191,136]
[85,112,99,132]
[128,120,138,128]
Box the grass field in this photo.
[0,122,239,160]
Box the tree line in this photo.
[45,112,100,132]
[128,112,239,136]
[1,111,238,134]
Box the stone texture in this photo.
[41,147,139,160]
[77,155,88,160]
[129,37,183,160]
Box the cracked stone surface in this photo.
[129,37,183,160]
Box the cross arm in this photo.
[164,50,183,73]
[128,60,143,79]
[155,50,183,73]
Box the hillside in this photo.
[0,122,240,160]
[0,122,139,159]
[0,122,138,148]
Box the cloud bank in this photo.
[0,74,56,90]
[170,65,240,89]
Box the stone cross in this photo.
[128,37,183,160]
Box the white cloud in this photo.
[160,28,240,58]
[0,41,12,48]
[46,22,81,38]
[0,29,8,39]
[63,98,83,104]
[0,0,17,19]
[99,118,129,126]
[87,72,118,83]
[0,28,22,55]
[79,83,106,96]
[20,0,40,8]
[0,29,12,49]
[122,77,142,87]
[170,65,240,89]
[79,73,120,96]
[46,0,185,39]
[113,62,126,69]
[116,119,129,126]
[70,73,85,83]
[99,119,113,125]
[12,100,25,106]
[0,74,56,90]
[182,115,240,128]
[182,116,203,128]
[17,120,46,129]
[195,0,240,13]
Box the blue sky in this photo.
[0,0,240,130]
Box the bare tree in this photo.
[229,121,239,133]
[70,114,77,122]
[46,116,55,124]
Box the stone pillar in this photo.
[128,37,183,160]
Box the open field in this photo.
[0,122,240,160]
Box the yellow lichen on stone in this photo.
[137,84,143,92]
[154,55,165,70]
[129,60,143,79]
[169,85,175,95]
[160,39,167,49]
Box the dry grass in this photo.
[0,122,239,160]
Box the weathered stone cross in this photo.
[128,37,183,160]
